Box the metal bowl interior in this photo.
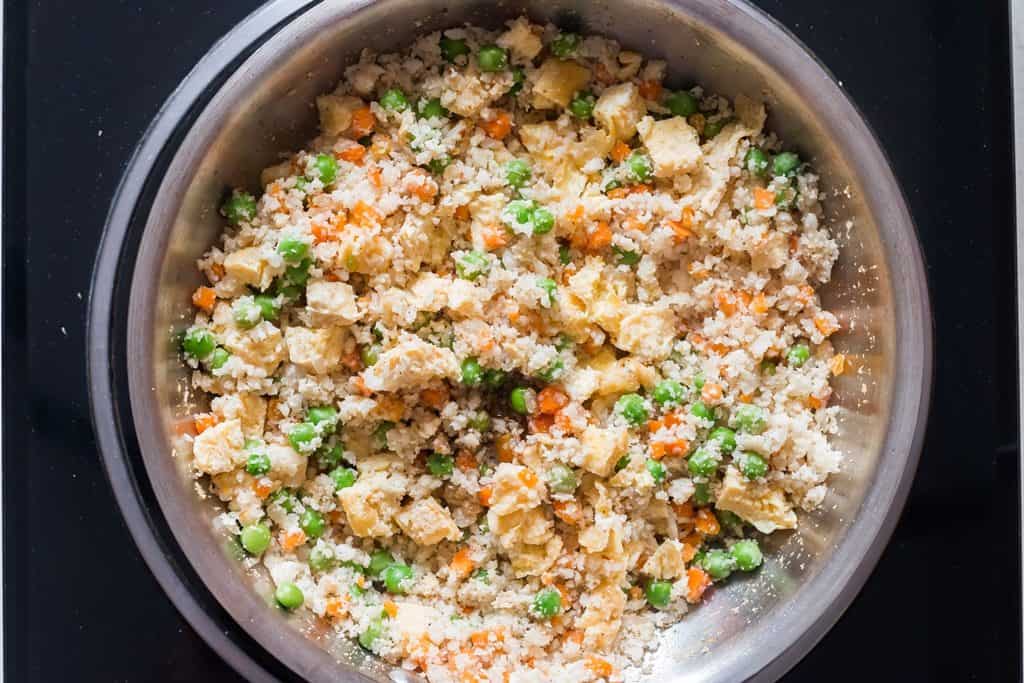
[92,0,932,681]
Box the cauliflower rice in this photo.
[178,18,845,683]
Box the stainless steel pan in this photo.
[88,1,933,680]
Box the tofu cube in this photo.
[223,247,271,290]
[580,425,630,477]
[306,280,361,324]
[337,472,402,538]
[315,94,364,136]
[192,418,245,475]
[716,466,798,533]
[497,18,542,61]
[211,393,267,439]
[532,58,592,109]
[593,82,646,140]
[612,305,678,360]
[637,115,703,177]
[395,498,461,545]
[284,326,345,374]
[642,539,686,580]
[266,443,307,487]
[361,334,458,392]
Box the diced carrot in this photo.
[751,292,769,315]
[701,382,723,404]
[191,286,216,312]
[798,284,815,303]
[420,387,449,410]
[638,79,663,101]
[623,213,647,232]
[681,541,699,563]
[281,529,307,552]
[607,184,650,199]
[628,585,644,600]
[411,176,438,201]
[585,656,613,678]
[456,450,478,473]
[552,499,582,525]
[537,386,569,415]
[481,224,510,251]
[807,394,828,410]
[477,486,493,507]
[252,478,274,500]
[351,200,382,227]
[382,600,399,618]
[588,221,613,252]
[753,186,774,210]
[789,234,800,254]
[553,410,576,434]
[650,442,667,460]
[368,165,383,188]
[209,262,225,282]
[325,596,347,618]
[685,567,712,603]
[193,413,220,434]
[310,222,330,244]
[460,672,482,683]
[829,353,847,376]
[814,314,839,336]
[455,204,471,221]
[666,219,694,243]
[352,375,373,397]
[567,204,585,222]
[338,145,366,164]
[674,501,695,520]
[715,290,738,316]
[695,508,720,536]
[738,392,754,404]
[528,413,554,434]
[450,547,476,578]
[481,110,512,140]
[606,187,629,199]
[517,468,539,488]
[566,629,584,646]
[496,434,516,463]
[651,437,689,459]
[350,107,375,137]
[611,141,631,163]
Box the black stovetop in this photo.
[3,1,1019,681]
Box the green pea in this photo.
[555,333,574,352]
[547,464,578,493]
[645,580,673,609]
[612,246,640,266]
[772,151,801,177]
[646,459,666,484]
[372,421,394,450]
[284,258,312,287]
[294,176,310,193]
[361,343,381,367]
[549,32,579,58]
[774,186,797,209]
[317,443,343,470]
[687,446,719,478]
[652,380,685,407]
[509,387,533,415]
[760,360,777,376]
[245,452,271,476]
[418,97,449,119]
[288,426,317,456]
[277,237,309,264]
[569,91,595,119]
[182,327,216,359]
[730,404,767,434]
[665,90,698,117]
[222,191,258,225]
[473,568,490,583]
[275,582,304,610]
[558,243,572,265]
[537,277,557,306]
[330,467,357,490]
[708,426,737,454]
[358,618,384,650]
[603,178,622,193]
[690,400,714,422]
[532,206,555,235]
[468,410,491,432]
[693,482,712,505]
[383,563,414,593]
[482,368,507,390]
[439,36,470,62]
[745,147,770,177]
[349,583,366,599]
[718,509,744,530]
[703,118,728,139]
[730,539,763,571]
[426,154,451,175]
[787,344,810,368]
[368,549,395,577]
[616,393,648,426]
[270,488,296,512]
[503,198,536,230]
[208,347,230,369]
[455,251,491,281]
[531,587,562,619]
[704,549,735,581]
[477,44,508,72]
[508,67,526,94]
[312,153,337,185]
[506,159,532,188]
[460,357,484,386]
[299,509,325,539]
[380,87,409,112]
[535,358,564,383]
[272,278,302,302]
[737,451,768,479]
[253,294,280,322]
[692,372,705,391]
[626,151,653,183]
[614,455,631,472]
[307,406,338,431]
[240,524,271,556]
[309,546,336,572]
[426,453,454,477]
